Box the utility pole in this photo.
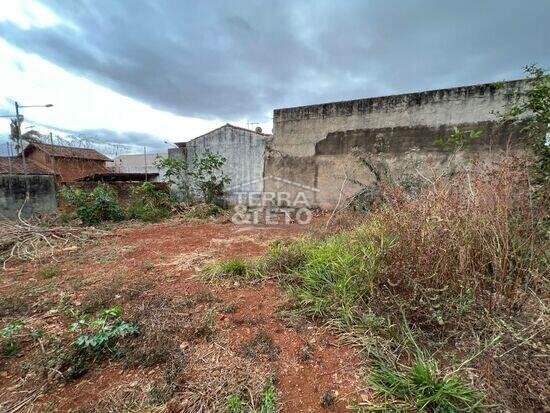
[14,102,28,177]
[144,146,148,181]
[49,132,57,175]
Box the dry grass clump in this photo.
[376,157,547,333]
[78,276,153,314]
[75,380,168,413]
[169,340,276,413]
[262,156,548,412]
[121,296,196,368]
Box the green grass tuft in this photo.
[264,223,393,323]
[359,357,488,412]
[40,267,61,279]
[200,258,263,284]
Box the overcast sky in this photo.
[0,0,549,153]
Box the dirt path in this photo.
[0,219,364,412]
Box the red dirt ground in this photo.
[0,218,365,412]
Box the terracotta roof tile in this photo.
[24,142,112,161]
[0,157,55,175]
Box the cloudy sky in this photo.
[0,0,548,153]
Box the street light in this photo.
[12,101,54,179]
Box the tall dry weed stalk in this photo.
[378,155,545,328]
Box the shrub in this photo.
[156,151,231,204]
[226,378,277,413]
[155,155,191,201]
[0,320,24,357]
[127,182,172,222]
[40,267,61,279]
[59,184,125,225]
[63,305,138,378]
[184,202,222,219]
[189,150,231,204]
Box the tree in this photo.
[154,156,191,201]
[188,150,231,204]
[499,64,549,190]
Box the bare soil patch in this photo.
[0,219,362,412]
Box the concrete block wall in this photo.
[0,175,58,219]
[265,80,527,208]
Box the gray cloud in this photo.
[1,0,549,122]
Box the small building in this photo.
[22,142,112,182]
[108,152,167,182]
[170,123,271,203]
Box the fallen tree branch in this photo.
[0,218,109,270]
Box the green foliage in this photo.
[65,305,138,378]
[264,223,392,323]
[155,155,191,200]
[127,182,172,222]
[500,64,549,196]
[156,150,230,204]
[0,320,24,357]
[200,258,263,284]
[435,127,481,151]
[360,358,487,412]
[59,184,125,225]
[225,378,278,413]
[40,267,61,279]
[189,150,231,204]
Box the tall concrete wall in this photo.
[0,175,57,219]
[265,80,527,208]
[172,125,269,204]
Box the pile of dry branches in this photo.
[0,216,108,269]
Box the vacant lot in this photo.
[0,218,364,412]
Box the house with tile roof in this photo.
[21,142,112,182]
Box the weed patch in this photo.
[62,305,138,379]
[200,258,263,284]
[40,267,61,279]
[265,223,392,323]
[0,320,25,357]
[357,358,487,412]
[225,377,278,413]
[193,308,216,341]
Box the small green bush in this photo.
[59,184,125,225]
[0,320,25,357]
[127,182,173,222]
[63,305,138,378]
[226,378,277,413]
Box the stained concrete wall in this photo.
[0,175,57,219]
[265,80,527,208]
[171,125,270,204]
